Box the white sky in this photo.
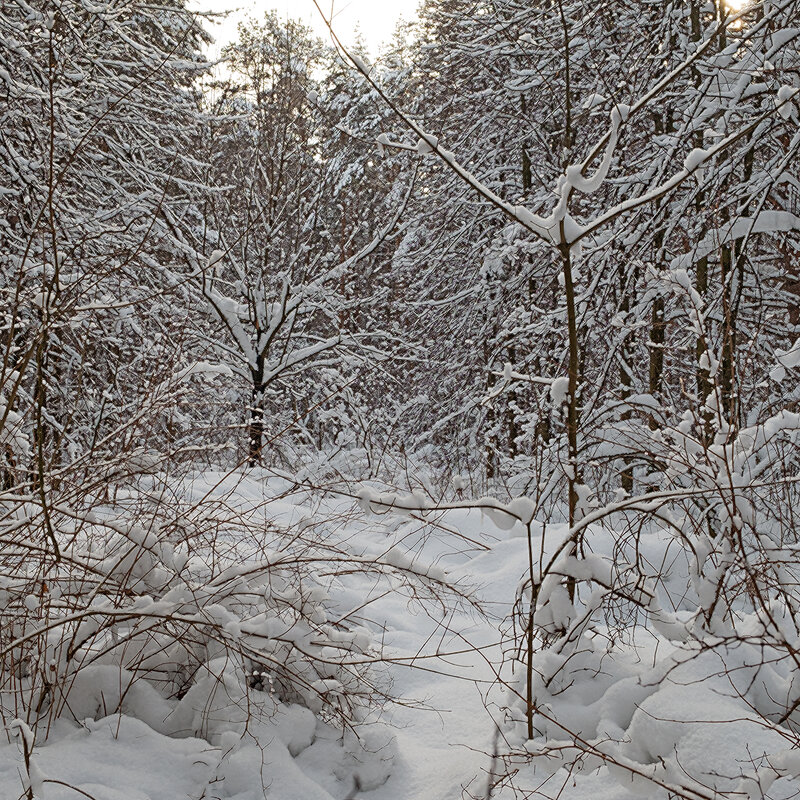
[195,0,419,57]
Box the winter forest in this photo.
[1,0,800,797]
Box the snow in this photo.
[549,376,570,406]
[683,146,708,171]
[0,716,217,800]
[416,134,439,154]
[565,104,627,195]
[670,211,800,271]
[777,338,800,370]
[582,93,606,110]
[5,470,796,799]
[777,85,798,120]
[2,474,481,797]
[350,54,370,75]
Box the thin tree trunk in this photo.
[561,245,580,527]
[619,265,634,493]
[507,345,519,460]
[720,233,736,424]
[560,242,581,602]
[248,356,266,466]
[521,96,532,192]
[695,252,711,439]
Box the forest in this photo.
[1,0,800,798]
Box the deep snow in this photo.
[2,471,799,800]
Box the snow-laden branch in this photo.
[322,0,796,254]
[196,162,417,375]
[671,210,800,271]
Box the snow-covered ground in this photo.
[0,472,522,800]
[2,470,799,800]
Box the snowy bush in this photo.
[0,464,414,797]
[475,335,800,798]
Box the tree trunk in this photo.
[648,229,666,420]
[506,345,519,460]
[619,265,634,493]
[695,253,712,441]
[560,242,581,602]
[521,96,532,192]
[247,356,266,466]
[720,234,736,425]
[561,245,580,527]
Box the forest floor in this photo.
[0,471,525,800]
[0,471,794,800]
